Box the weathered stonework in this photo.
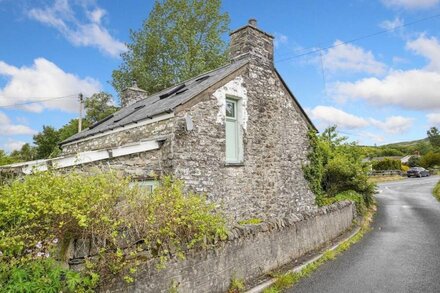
[70,201,354,293]
[57,20,316,223]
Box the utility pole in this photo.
[78,93,84,133]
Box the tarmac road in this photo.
[287,175,440,293]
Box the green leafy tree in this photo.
[85,92,119,123]
[427,127,440,148]
[408,156,421,167]
[33,126,61,159]
[420,151,440,168]
[112,0,230,95]
[10,143,37,162]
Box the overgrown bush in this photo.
[433,181,440,201]
[0,172,227,291]
[304,126,375,208]
[372,159,401,171]
[318,190,367,216]
[420,151,440,168]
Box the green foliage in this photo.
[318,190,367,216]
[85,92,119,123]
[112,0,230,95]
[303,126,375,206]
[228,277,245,293]
[0,257,98,292]
[433,181,440,201]
[427,127,440,148]
[372,159,401,171]
[33,125,61,159]
[420,151,440,168]
[237,218,262,225]
[0,172,227,288]
[408,156,421,167]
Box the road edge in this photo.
[245,205,376,293]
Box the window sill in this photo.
[224,162,245,167]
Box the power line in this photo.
[275,12,440,63]
[0,94,78,109]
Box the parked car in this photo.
[407,167,430,178]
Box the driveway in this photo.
[287,176,440,293]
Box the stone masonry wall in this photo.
[172,64,315,223]
[86,201,354,293]
[61,117,174,155]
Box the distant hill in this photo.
[382,138,429,148]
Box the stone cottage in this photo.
[3,20,317,222]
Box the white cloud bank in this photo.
[0,58,101,112]
[323,41,387,75]
[331,35,440,111]
[28,0,126,57]
[382,0,439,9]
[0,112,36,136]
[3,140,26,152]
[308,106,413,135]
[427,113,440,126]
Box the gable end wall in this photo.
[172,63,316,222]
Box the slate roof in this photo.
[61,58,249,145]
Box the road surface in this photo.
[287,176,440,293]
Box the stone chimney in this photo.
[120,81,148,107]
[229,19,274,65]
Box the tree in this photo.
[85,92,118,124]
[427,127,440,148]
[112,0,230,95]
[10,143,37,162]
[33,126,61,159]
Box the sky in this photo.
[1,0,440,152]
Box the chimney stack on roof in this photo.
[120,80,148,107]
[229,19,274,65]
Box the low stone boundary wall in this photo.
[74,201,354,293]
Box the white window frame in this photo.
[225,97,244,164]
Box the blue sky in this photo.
[1,0,440,151]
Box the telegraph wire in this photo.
[0,94,79,109]
[275,12,440,63]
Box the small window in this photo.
[129,180,158,194]
[225,98,243,163]
[226,100,236,118]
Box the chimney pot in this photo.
[248,18,257,27]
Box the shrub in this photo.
[420,151,440,168]
[318,190,366,216]
[0,172,227,289]
[372,159,401,171]
[433,181,440,201]
[304,126,375,207]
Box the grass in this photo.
[368,175,404,184]
[262,204,376,293]
[433,181,440,201]
[228,277,245,293]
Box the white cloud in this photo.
[380,17,404,31]
[407,35,440,71]
[0,58,101,112]
[382,0,439,9]
[307,106,369,129]
[331,34,440,111]
[308,106,414,137]
[369,116,414,134]
[331,69,440,111]
[323,41,387,75]
[28,0,126,57]
[3,140,26,152]
[0,111,36,136]
[427,113,440,126]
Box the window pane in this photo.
[226,100,235,118]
